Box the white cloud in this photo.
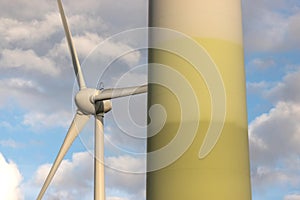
[0,0,57,21]
[267,69,300,103]
[0,153,23,200]
[48,31,141,72]
[249,69,300,190]
[0,121,13,129]
[246,81,270,95]
[0,76,78,132]
[249,102,300,188]
[105,155,146,200]
[0,49,60,77]
[106,155,145,173]
[0,12,61,45]
[251,164,300,188]
[249,101,300,164]
[246,12,288,51]
[23,111,73,129]
[0,139,22,148]
[48,32,102,61]
[66,14,107,35]
[33,152,145,200]
[0,77,53,111]
[285,194,300,200]
[0,78,41,91]
[94,36,141,66]
[285,12,300,49]
[73,33,103,58]
[246,68,300,110]
[104,125,146,155]
[247,58,275,70]
[91,0,147,29]
[243,0,300,52]
[0,77,45,108]
[33,152,93,200]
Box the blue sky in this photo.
[0,0,300,200]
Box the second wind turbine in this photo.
[36,0,147,199]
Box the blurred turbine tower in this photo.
[147,0,252,199]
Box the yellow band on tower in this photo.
[147,0,252,199]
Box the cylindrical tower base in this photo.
[147,1,251,199]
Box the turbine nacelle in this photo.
[75,88,112,115]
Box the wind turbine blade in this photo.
[93,84,148,101]
[36,112,90,200]
[94,115,105,200]
[57,0,86,90]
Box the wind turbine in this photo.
[36,0,147,199]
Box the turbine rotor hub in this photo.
[75,88,112,115]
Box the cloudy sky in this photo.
[0,0,300,200]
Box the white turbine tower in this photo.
[36,0,147,199]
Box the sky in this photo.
[0,0,300,200]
